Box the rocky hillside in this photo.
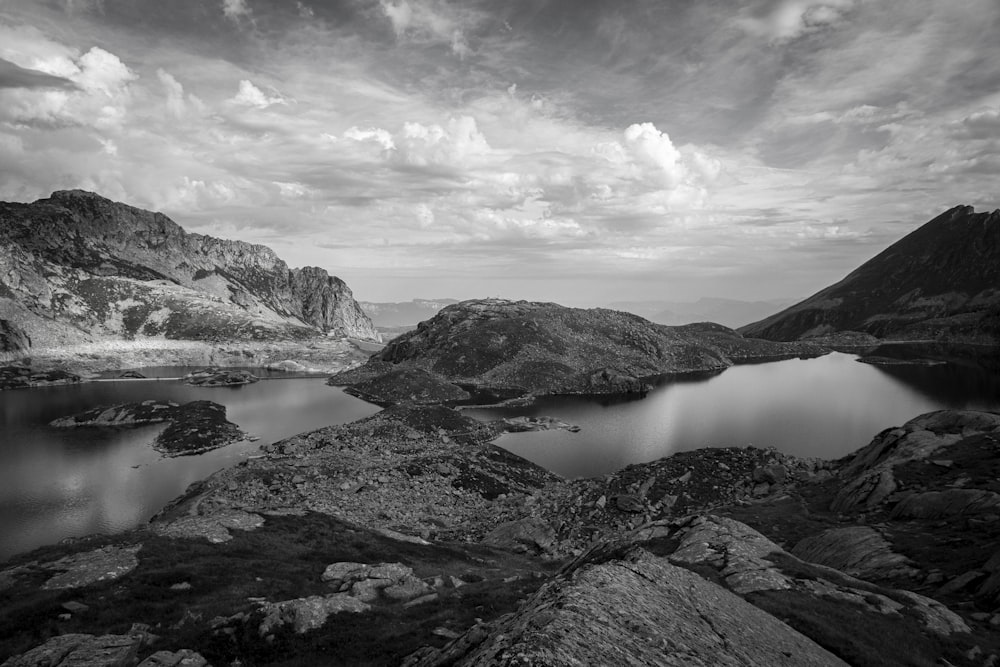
[740,205,1000,343]
[330,298,822,399]
[0,190,377,347]
[3,407,999,666]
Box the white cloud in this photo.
[230,79,286,109]
[738,0,856,42]
[0,39,136,129]
[222,0,251,22]
[344,126,396,151]
[156,69,185,118]
[379,0,475,58]
[380,0,413,36]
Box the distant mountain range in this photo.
[359,299,460,328]
[0,190,377,352]
[741,205,1000,343]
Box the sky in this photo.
[0,0,998,305]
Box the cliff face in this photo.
[0,190,377,345]
[740,206,1000,342]
[330,298,822,397]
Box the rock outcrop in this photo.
[51,400,246,456]
[0,320,29,363]
[0,190,377,347]
[331,298,822,399]
[740,205,1000,343]
[404,544,850,667]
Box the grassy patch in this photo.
[0,513,556,665]
[747,590,967,667]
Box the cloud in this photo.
[222,0,251,22]
[157,69,186,117]
[0,41,136,129]
[379,0,477,58]
[0,57,76,90]
[738,0,857,42]
[952,108,1000,140]
[380,0,413,36]
[230,79,287,109]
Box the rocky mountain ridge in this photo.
[0,190,377,348]
[740,205,1000,343]
[331,298,823,399]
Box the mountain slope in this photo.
[331,298,821,398]
[0,190,377,346]
[740,205,1000,342]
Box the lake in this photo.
[463,352,1000,479]
[2,352,998,562]
[0,370,380,562]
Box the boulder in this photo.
[402,546,849,667]
[482,517,556,554]
[41,545,141,590]
[258,593,369,635]
[791,526,918,580]
[1,633,142,667]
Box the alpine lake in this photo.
[2,347,999,561]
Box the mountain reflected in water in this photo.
[465,352,1000,479]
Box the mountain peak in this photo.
[740,205,1000,342]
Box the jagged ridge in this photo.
[0,190,377,345]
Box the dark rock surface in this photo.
[741,205,1000,343]
[344,367,470,406]
[183,368,258,387]
[51,400,246,456]
[331,298,822,400]
[0,319,29,362]
[0,190,377,347]
[0,365,80,391]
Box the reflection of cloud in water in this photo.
[473,353,998,479]
[0,376,379,560]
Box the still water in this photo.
[464,353,1000,479]
[2,353,998,562]
[0,370,380,561]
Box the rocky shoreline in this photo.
[3,400,1000,665]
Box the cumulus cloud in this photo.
[0,40,136,129]
[0,57,76,90]
[230,79,287,109]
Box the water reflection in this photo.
[0,373,380,561]
[465,353,1000,480]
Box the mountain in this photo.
[610,297,793,328]
[0,190,377,347]
[740,205,1000,342]
[331,298,821,399]
[359,299,460,328]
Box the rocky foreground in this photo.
[2,407,1000,666]
[330,298,823,401]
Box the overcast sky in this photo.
[1,0,998,305]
